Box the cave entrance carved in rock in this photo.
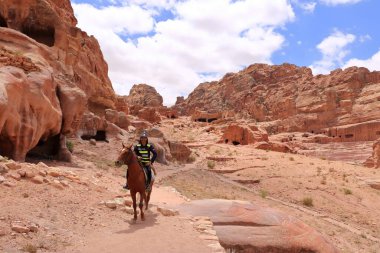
[26,134,60,160]
[0,14,7,27]
[22,23,55,47]
[81,131,107,141]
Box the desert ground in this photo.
[1,116,380,253]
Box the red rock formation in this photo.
[0,0,117,160]
[179,199,338,253]
[168,141,191,163]
[191,110,222,123]
[137,108,161,124]
[365,139,380,168]
[220,124,268,145]
[254,141,292,153]
[158,107,178,119]
[126,84,163,107]
[126,84,180,123]
[179,63,380,142]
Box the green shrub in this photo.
[187,154,196,163]
[22,244,37,253]
[302,197,313,207]
[66,140,74,153]
[343,188,352,195]
[259,189,268,199]
[207,160,215,169]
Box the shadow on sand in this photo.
[115,209,159,234]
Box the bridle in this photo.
[117,147,134,166]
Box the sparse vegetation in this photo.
[343,188,352,195]
[207,160,215,169]
[259,189,268,199]
[187,154,196,163]
[302,197,313,207]
[22,244,38,253]
[289,157,295,161]
[261,157,268,161]
[66,140,74,153]
[321,157,327,160]
[0,155,9,162]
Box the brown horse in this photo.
[115,143,151,221]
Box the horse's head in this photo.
[115,143,133,167]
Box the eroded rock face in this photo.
[126,84,163,107]
[254,141,292,153]
[137,108,161,124]
[220,124,268,145]
[168,141,191,163]
[373,139,380,168]
[179,199,338,253]
[179,64,380,142]
[0,0,117,160]
[366,139,380,168]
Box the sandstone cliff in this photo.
[178,63,380,142]
[0,0,117,160]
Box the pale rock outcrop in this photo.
[179,199,338,253]
[220,124,268,145]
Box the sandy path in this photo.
[63,183,212,253]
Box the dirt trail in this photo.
[64,186,212,253]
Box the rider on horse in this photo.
[124,131,157,191]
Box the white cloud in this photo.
[359,34,371,43]
[73,0,295,105]
[319,0,363,6]
[310,30,356,74]
[302,2,317,12]
[344,50,380,71]
[291,0,317,13]
[72,3,155,35]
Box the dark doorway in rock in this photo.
[0,15,7,27]
[225,139,229,144]
[0,136,13,159]
[196,118,207,122]
[26,134,60,160]
[81,131,107,141]
[232,141,240,146]
[345,134,354,139]
[22,24,55,47]
[208,118,217,123]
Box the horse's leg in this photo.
[131,190,138,221]
[139,192,145,221]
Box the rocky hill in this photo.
[177,63,380,142]
[0,0,121,161]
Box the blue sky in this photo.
[273,0,380,66]
[71,0,380,105]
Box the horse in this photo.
[115,143,153,221]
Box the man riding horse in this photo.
[124,131,157,191]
